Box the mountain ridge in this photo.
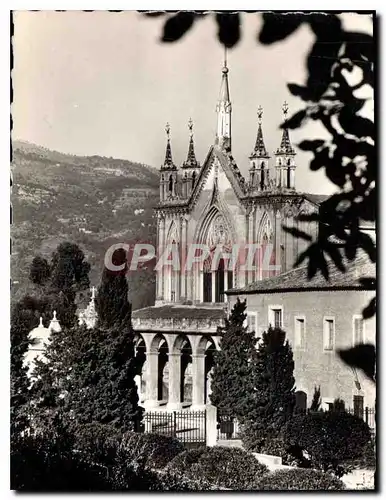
[11,140,160,311]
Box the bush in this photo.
[151,469,220,491]
[256,468,345,490]
[72,422,124,467]
[11,433,109,491]
[166,446,268,490]
[285,411,372,476]
[120,432,185,469]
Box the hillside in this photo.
[11,140,160,311]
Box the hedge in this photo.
[256,468,345,490]
[167,446,268,490]
[285,411,372,476]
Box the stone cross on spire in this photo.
[257,105,263,124]
[277,101,295,154]
[282,101,289,119]
[91,286,96,299]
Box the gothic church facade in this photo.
[132,58,324,410]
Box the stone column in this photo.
[158,217,165,301]
[223,271,228,302]
[144,351,159,409]
[248,208,254,284]
[180,217,186,302]
[206,404,218,447]
[275,210,281,276]
[211,272,216,302]
[191,353,206,409]
[167,353,182,410]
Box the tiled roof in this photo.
[228,252,375,295]
[304,193,329,205]
[132,304,226,321]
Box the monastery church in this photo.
[26,56,374,413]
[131,56,326,410]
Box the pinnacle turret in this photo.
[161,122,176,170]
[250,106,269,159]
[182,118,199,168]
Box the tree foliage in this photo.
[96,247,131,328]
[285,410,372,477]
[242,326,296,452]
[310,385,322,411]
[29,256,50,286]
[146,10,375,379]
[209,299,256,419]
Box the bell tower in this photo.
[275,102,296,191]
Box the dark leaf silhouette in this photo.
[288,83,312,100]
[362,297,376,319]
[259,13,303,44]
[310,148,329,171]
[358,277,376,289]
[338,344,375,381]
[215,13,240,48]
[297,139,325,152]
[282,109,307,130]
[282,226,312,242]
[162,12,197,43]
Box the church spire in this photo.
[161,122,176,170]
[276,101,295,155]
[216,47,232,151]
[250,106,269,158]
[183,118,198,168]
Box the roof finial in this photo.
[53,310,57,320]
[222,46,229,74]
[188,117,193,137]
[91,286,96,300]
[165,122,171,140]
[257,105,263,125]
[39,316,43,327]
[282,101,289,120]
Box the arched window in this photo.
[192,171,196,186]
[287,167,291,188]
[261,161,265,169]
[168,175,173,193]
[260,168,265,190]
[287,158,291,166]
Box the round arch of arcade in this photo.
[134,332,220,410]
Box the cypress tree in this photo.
[210,299,256,420]
[96,247,131,328]
[310,385,322,411]
[242,326,296,451]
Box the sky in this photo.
[12,11,373,194]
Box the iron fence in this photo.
[143,410,206,448]
[217,409,241,441]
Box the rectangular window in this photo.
[323,317,335,351]
[294,316,306,349]
[269,306,283,329]
[353,315,364,345]
[353,395,364,418]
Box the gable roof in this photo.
[227,251,375,295]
